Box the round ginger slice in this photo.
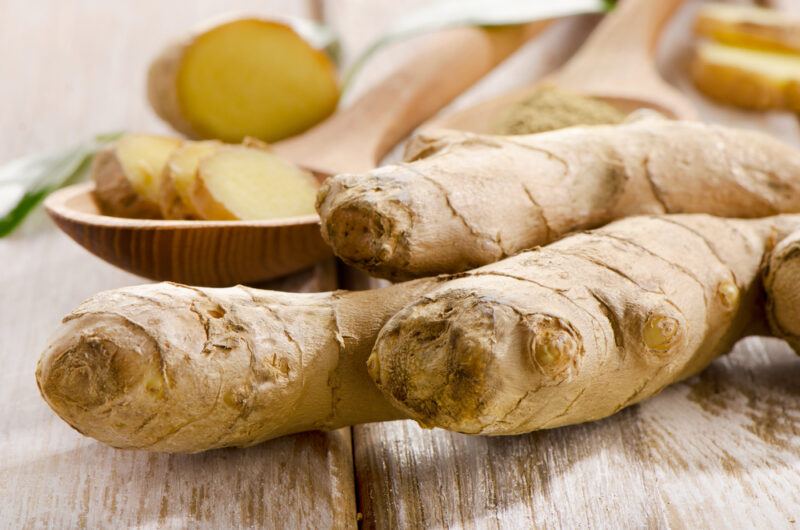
[92,133,181,219]
[191,146,319,221]
[148,18,340,143]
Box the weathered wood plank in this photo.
[340,0,800,527]
[354,340,800,529]
[0,1,356,528]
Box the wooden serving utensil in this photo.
[424,0,695,134]
[45,22,552,287]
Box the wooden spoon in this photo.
[424,0,695,134]
[45,22,551,287]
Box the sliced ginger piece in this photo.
[696,3,800,54]
[159,140,222,219]
[191,145,319,220]
[692,41,800,111]
[148,18,339,143]
[92,133,181,219]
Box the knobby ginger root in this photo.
[36,279,436,452]
[763,229,800,353]
[369,214,799,433]
[92,134,182,219]
[191,145,319,220]
[37,214,800,452]
[148,18,339,143]
[695,3,800,54]
[692,41,800,112]
[159,140,221,219]
[317,120,800,280]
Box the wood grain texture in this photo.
[45,183,332,286]
[0,1,355,528]
[338,0,800,527]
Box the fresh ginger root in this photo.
[695,3,800,54]
[148,18,339,143]
[159,140,221,219]
[317,120,800,280]
[692,41,800,112]
[369,214,797,434]
[191,145,319,220]
[36,214,800,452]
[36,278,436,452]
[92,134,181,219]
[763,229,800,353]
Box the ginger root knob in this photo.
[529,317,580,380]
[642,314,680,353]
[717,280,740,310]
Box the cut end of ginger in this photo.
[692,41,800,111]
[160,140,222,219]
[116,134,182,203]
[696,3,800,54]
[150,18,340,143]
[92,133,181,219]
[192,146,319,221]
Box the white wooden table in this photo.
[2,0,800,528]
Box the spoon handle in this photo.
[276,22,549,175]
[552,0,684,92]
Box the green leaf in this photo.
[342,0,613,91]
[0,132,122,237]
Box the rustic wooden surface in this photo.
[2,0,800,528]
[0,1,355,529]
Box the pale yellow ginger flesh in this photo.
[317,120,800,280]
[191,145,319,220]
[692,41,800,111]
[148,18,339,143]
[695,3,800,54]
[36,214,800,452]
[92,134,181,219]
[763,229,800,353]
[159,140,221,219]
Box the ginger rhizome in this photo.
[763,229,800,354]
[36,214,800,452]
[36,278,435,452]
[92,134,181,219]
[317,120,800,280]
[148,18,339,143]
[369,214,792,433]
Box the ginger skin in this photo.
[36,280,435,452]
[37,214,800,452]
[763,230,800,353]
[370,214,799,433]
[317,120,800,280]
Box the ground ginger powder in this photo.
[494,86,626,134]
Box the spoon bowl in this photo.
[45,183,329,286]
